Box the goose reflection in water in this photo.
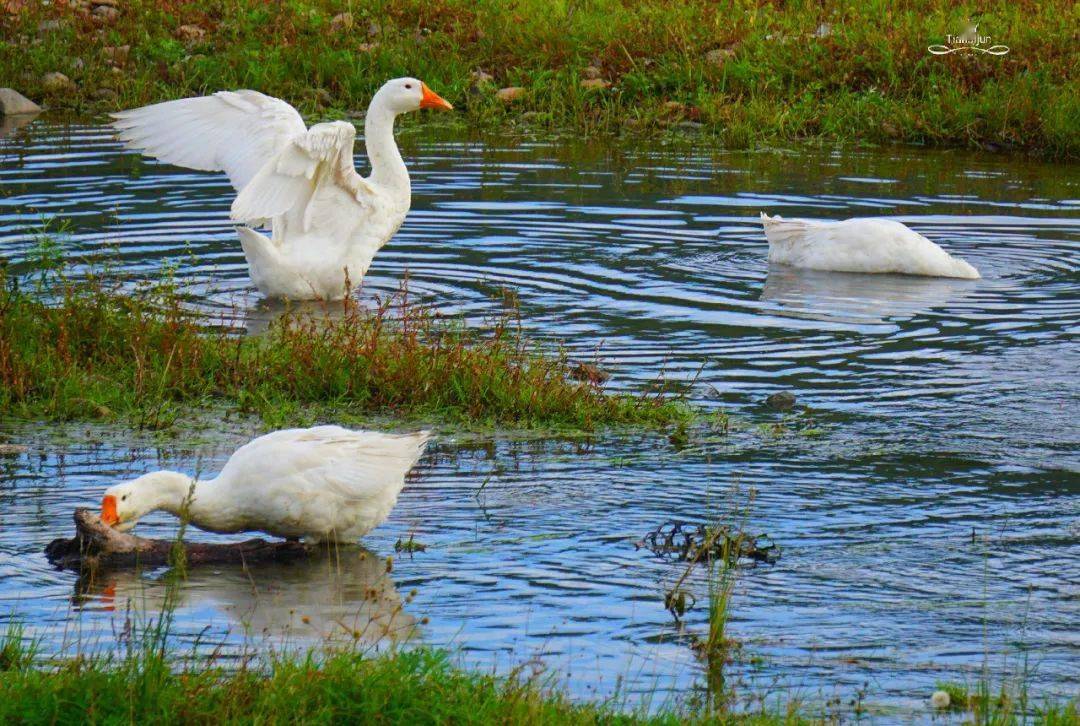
[761,265,979,324]
[75,548,418,647]
[241,297,356,337]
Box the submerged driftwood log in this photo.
[45,508,310,570]
[636,520,780,565]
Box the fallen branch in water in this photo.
[44,508,309,570]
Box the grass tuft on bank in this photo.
[1,0,1077,157]
[0,268,692,430]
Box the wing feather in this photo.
[229,120,376,228]
[111,90,307,192]
[218,427,432,502]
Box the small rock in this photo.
[676,119,703,130]
[0,88,42,115]
[329,12,353,32]
[930,691,951,709]
[569,361,610,385]
[91,0,119,7]
[92,87,118,101]
[582,65,603,80]
[102,44,130,66]
[37,19,62,32]
[580,78,610,90]
[367,21,380,37]
[470,69,494,85]
[0,444,28,456]
[176,24,206,42]
[765,391,797,411]
[41,72,75,93]
[705,46,736,66]
[496,86,525,103]
[813,22,832,38]
[91,5,118,22]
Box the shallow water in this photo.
[1,118,1078,716]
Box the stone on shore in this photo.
[41,72,75,94]
[177,24,206,42]
[0,88,41,115]
[330,12,353,32]
[496,86,526,103]
[92,4,119,23]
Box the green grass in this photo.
[1,0,1077,156]
[0,624,816,726]
[1,615,1074,725]
[0,265,693,430]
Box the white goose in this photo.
[100,426,431,543]
[760,213,980,279]
[111,78,453,300]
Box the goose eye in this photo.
[121,495,128,501]
[404,83,413,90]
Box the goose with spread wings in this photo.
[112,78,453,300]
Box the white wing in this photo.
[229,120,377,229]
[218,426,432,502]
[111,90,307,192]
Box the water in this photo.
[1,118,1078,716]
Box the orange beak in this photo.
[101,495,119,527]
[419,82,453,111]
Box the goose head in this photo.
[372,77,453,115]
[100,470,193,532]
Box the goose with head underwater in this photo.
[760,213,980,279]
[112,78,453,300]
[99,426,431,544]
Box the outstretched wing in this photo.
[111,90,307,192]
[229,120,376,229]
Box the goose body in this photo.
[112,79,452,300]
[760,213,980,279]
[100,426,431,543]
